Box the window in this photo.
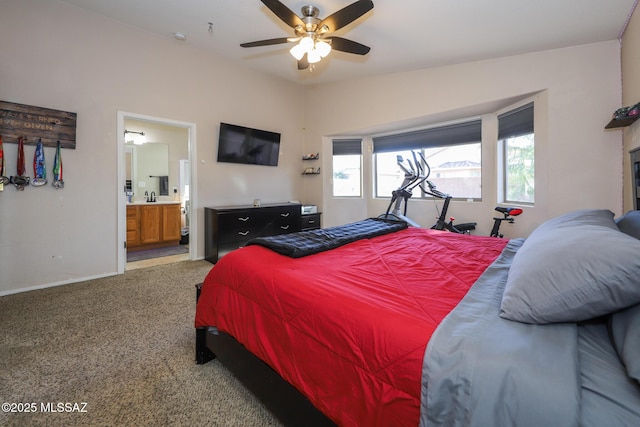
[332,139,362,197]
[373,120,482,200]
[498,103,534,204]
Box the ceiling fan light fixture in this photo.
[307,48,322,64]
[290,36,316,60]
[315,40,331,58]
[290,43,306,60]
[299,36,314,51]
[242,0,374,71]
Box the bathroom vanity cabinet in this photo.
[127,202,181,250]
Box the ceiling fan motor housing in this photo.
[296,5,324,37]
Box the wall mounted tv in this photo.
[217,122,281,166]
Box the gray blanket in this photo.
[421,239,581,427]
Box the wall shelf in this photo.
[302,153,320,174]
[302,168,320,175]
[605,116,639,129]
[605,103,640,129]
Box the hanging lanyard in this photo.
[10,136,30,190]
[52,140,64,189]
[32,138,47,186]
[0,135,9,189]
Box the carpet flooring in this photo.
[0,260,281,427]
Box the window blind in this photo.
[498,103,534,139]
[372,120,481,153]
[332,138,362,155]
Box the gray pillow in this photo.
[609,304,640,383]
[500,209,640,324]
[616,210,640,240]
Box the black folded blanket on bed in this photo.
[247,217,408,258]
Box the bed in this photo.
[195,210,640,427]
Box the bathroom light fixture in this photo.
[124,130,146,145]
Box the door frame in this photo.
[116,111,197,274]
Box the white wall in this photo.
[304,41,624,237]
[622,5,640,212]
[0,0,305,294]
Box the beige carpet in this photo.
[0,260,281,427]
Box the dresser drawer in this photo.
[217,211,259,229]
[301,213,322,230]
[218,228,260,244]
[216,211,260,243]
[271,206,301,232]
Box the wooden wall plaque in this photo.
[0,100,77,149]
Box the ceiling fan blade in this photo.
[298,55,309,70]
[319,0,374,32]
[240,37,291,48]
[260,0,304,29]
[326,37,371,55]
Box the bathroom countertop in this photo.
[127,200,181,205]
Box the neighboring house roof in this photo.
[437,160,481,168]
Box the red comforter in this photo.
[195,228,508,426]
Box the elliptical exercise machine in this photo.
[380,150,522,237]
[380,151,429,228]
[381,151,464,232]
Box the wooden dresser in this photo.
[204,203,302,263]
[127,202,182,250]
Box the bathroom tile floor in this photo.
[126,253,190,270]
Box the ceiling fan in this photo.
[241,0,374,70]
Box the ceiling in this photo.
[59,0,637,85]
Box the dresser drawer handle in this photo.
[307,220,315,224]
[281,213,290,217]
[238,217,249,221]
[238,231,250,236]
[280,225,290,230]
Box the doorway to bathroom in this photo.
[116,111,197,274]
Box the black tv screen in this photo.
[217,122,280,166]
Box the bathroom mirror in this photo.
[125,142,169,199]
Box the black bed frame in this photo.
[195,284,337,427]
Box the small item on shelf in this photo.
[302,153,319,160]
[613,106,630,120]
[302,167,320,174]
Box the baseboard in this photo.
[0,271,118,297]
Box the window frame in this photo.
[331,139,363,198]
[497,102,535,206]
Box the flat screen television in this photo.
[217,122,280,166]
